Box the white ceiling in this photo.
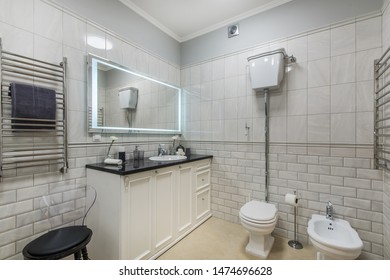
[119,0,292,42]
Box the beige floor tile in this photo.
[158,217,317,260]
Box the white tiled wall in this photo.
[182,14,384,259]
[0,0,180,259]
[382,0,390,261]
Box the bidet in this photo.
[307,214,363,259]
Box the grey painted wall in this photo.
[51,0,181,65]
[181,0,384,65]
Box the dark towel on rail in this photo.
[10,83,56,130]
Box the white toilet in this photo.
[239,200,278,259]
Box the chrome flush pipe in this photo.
[264,88,270,203]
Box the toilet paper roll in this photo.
[285,193,298,206]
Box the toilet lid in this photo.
[240,201,278,222]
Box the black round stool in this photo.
[22,225,92,260]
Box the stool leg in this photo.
[81,247,90,260]
[74,251,82,260]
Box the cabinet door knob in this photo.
[155,170,158,174]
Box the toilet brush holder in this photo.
[288,205,303,249]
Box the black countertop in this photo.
[85,154,213,176]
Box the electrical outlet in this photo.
[93,134,102,142]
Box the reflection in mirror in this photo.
[88,54,181,133]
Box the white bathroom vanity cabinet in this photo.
[86,155,212,260]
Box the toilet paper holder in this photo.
[286,191,303,250]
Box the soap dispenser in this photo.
[133,145,144,160]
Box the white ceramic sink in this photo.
[307,214,363,260]
[149,155,187,162]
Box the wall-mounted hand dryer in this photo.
[118,87,138,109]
[247,48,286,91]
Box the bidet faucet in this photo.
[326,201,333,220]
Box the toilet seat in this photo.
[240,201,278,224]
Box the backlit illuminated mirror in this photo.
[87,54,181,134]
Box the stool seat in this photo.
[23,226,92,260]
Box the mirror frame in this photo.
[87,54,182,134]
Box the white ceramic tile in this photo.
[63,46,86,82]
[200,120,212,141]
[211,100,224,120]
[200,101,212,121]
[212,79,224,100]
[270,116,286,142]
[68,110,87,143]
[201,61,212,83]
[122,42,137,70]
[357,17,382,51]
[224,98,238,119]
[238,51,252,76]
[107,34,123,65]
[237,75,247,97]
[34,0,62,43]
[308,86,330,115]
[331,83,356,113]
[331,113,356,144]
[211,120,224,141]
[287,115,307,143]
[287,89,307,116]
[331,53,356,85]
[252,94,265,118]
[287,62,308,90]
[224,76,238,99]
[136,48,149,75]
[331,23,355,56]
[224,119,238,141]
[357,81,374,112]
[308,30,330,61]
[148,55,160,79]
[269,92,287,117]
[181,67,190,87]
[200,81,213,101]
[212,58,225,80]
[159,60,169,83]
[34,35,63,63]
[288,36,308,62]
[308,114,330,143]
[0,22,33,57]
[356,48,382,82]
[308,58,330,88]
[0,0,33,32]
[62,12,86,51]
[237,96,249,119]
[224,55,238,77]
[68,79,86,112]
[190,65,201,85]
[357,112,374,144]
[252,117,265,142]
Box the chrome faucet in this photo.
[158,144,168,156]
[326,201,333,220]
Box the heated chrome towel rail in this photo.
[0,38,68,179]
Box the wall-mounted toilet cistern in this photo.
[239,48,295,259]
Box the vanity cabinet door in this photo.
[177,164,193,234]
[121,172,153,260]
[154,168,175,252]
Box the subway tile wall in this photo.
[181,14,385,259]
[0,0,180,259]
[382,0,390,261]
